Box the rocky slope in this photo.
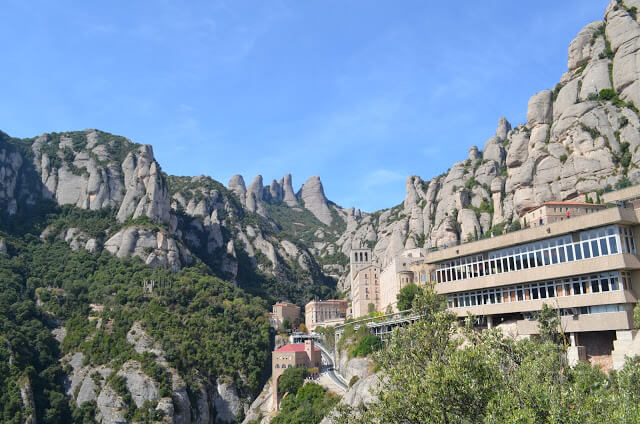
[0,129,341,305]
[59,321,247,424]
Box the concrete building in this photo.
[269,302,301,330]
[271,340,322,411]
[426,202,640,370]
[520,201,605,228]
[305,300,348,332]
[380,249,427,313]
[351,264,381,318]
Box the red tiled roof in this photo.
[275,344,320,352]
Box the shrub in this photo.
[560,154,568,163]
[351,335,382,358]
[615,177,632,190]
[349,376,360,387]
[598,88,617,101]
[619,116,629,128]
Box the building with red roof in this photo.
[271,340,321,411]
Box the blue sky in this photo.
[0,0,608,212]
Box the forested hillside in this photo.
[0,205,270,423]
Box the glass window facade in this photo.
[447,271,630,308]
[435,226,633,284]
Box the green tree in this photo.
[278,367,308,395]
[396,283,423,311]
[335,285,640,424]
[537,303,564,345]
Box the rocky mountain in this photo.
[0,128,344,305]
[0,1,639,423]
[332,0,640,291]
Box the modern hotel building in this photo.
[426,200,640,368]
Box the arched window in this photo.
[275,364,279,368]
[288,364,292,368]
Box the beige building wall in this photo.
[304,300,347,331]
[269,302,301,329]
[520,202,605,228]
[351,264,381,318]
[380,251,430,313]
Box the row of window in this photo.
[435,226,635,284]
[558,304,633,315]
[447,271,630,308]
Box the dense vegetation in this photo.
[278,367,309,395]
[0,204,271,422]
[396,283,422,311]
[272,382,339,424]
[335,285,640,424]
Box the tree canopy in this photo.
[336,286,640,424]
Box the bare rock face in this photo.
[496,116,512,140]
[246,175,268,216]
[228,174,247,203]
[606,2,640,108]
[458,209,481,241]
[104,226,192,271]
[579,59,612,100]
[96,385,127,424]
[527,90,553,125]
[568,20,606,70]
[269,179,283,202]
[468,145,481,161]
[116,145,171,224]
[483,136,505,164]
[319,373,381,424]
[281,173,299,207]
[242,379,273,424]
[117,360,159,408]
[505,130,530,168]
[554,79,580,120]
[214,377,246,424]
[0,143,24,215]
[299,175,333,226]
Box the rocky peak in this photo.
[469,146,481,161]
[246,175,266,215]
[228,174,247,202]
[299,175,333,226]
[269,179,283,202]
[281,173,299,207]
[496,117,512,139]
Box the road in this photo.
[315,341,349,392]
